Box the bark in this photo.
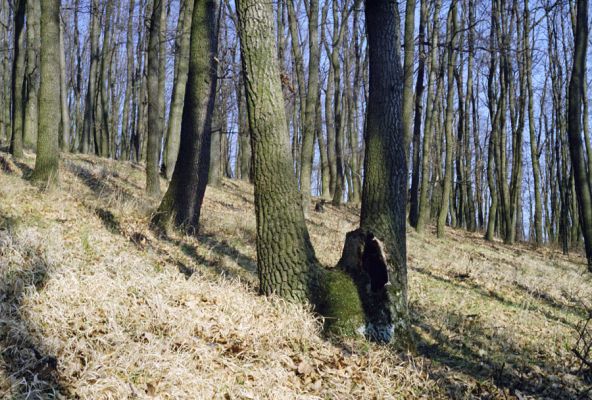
[10,0,26,158]
[59,21,70,152]
[437,1,457,238]
[31,0,61,187]
[146,0,163,196]
[416,0,441,234]
[23,0,40,149]
[164,0,194,179]
[80,0,100,154]
[360,0,412,347]
[401,0,416,151]
[236,0,319,302]
[409,0,427,228]
[120,0,136,161]
[152,0,219,233]
[566,0,592,269]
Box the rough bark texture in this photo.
[164,0,194,179]
[23,0,40,149]
[59,21,70,151]
[30,0,61,187]
[236,0,320,302]
[360,0,412,347]
[146,0,163,196]
[10,0,26,158]
[152,0,219,233]
[567,0,592,269]
[401,0,416,151]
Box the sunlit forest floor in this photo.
[1,150,592,399]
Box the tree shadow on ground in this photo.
[412,303,590,399]
[411,265,577,329]
[0,219,67,398]
[65,161,140,205]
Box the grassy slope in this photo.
[0,151,591,399]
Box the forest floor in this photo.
[0,150,592,399]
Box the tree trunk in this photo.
[152,0,219,233]
[30,0,61,187]
[437,2,457,238]
[10,0,26,158]
[146,0,163,196]
[360,0,412,347]
[164,0,193,179]
[236,0,319,302]
[59,21,70,152]
[566,0,592,269]
[23,0,40,149]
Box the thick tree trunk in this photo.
[236,0,319,302]
[31,0,61,187]
[152,0,219,233]
[567,0,592,269]
[360,0,412,347]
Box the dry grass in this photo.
[0,150,591,399]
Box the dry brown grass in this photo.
[0,150,590,399]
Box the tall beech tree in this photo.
[152,0,220,233]
[9,0,25,158]
[30,0,61,187]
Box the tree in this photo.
[23,0,40,149]
[152,0,220,233]
[164,0,194,179]
[235,0,319,302]
[9,0,26,158]
[360,0,412,346]
[567,0,592,269]
[30,0,61,187]
[146,0,163,196]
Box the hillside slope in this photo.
[0,151,591,399]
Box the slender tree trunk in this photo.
[146,0,163,196]
[23,0,40,149]
[437,1,457,238]
[59,21,70,152]
[120,0,136,161]
[31,0,61,187]
[10,0,26,158]
[416,0,441,234]
[164,0,193,179]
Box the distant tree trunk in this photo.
[152,0,219,233]
[80,0,100,154]
[437,1,457,238]
[236,0,319,302]
[146,0,163,196]
[23,0,40,149]
[299,0,321,208]
[416,0,441,234]
[99,0,113,157]
[409,0,427,228]
[31,0,61,187]
[401,0,415,151]
[164,0,193,179]
[59,21,70,152]
[120,0,136,161]
[10,0,26,158]
[361,0,412,347]
[331,0,347,206]
[567,0,592,269]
